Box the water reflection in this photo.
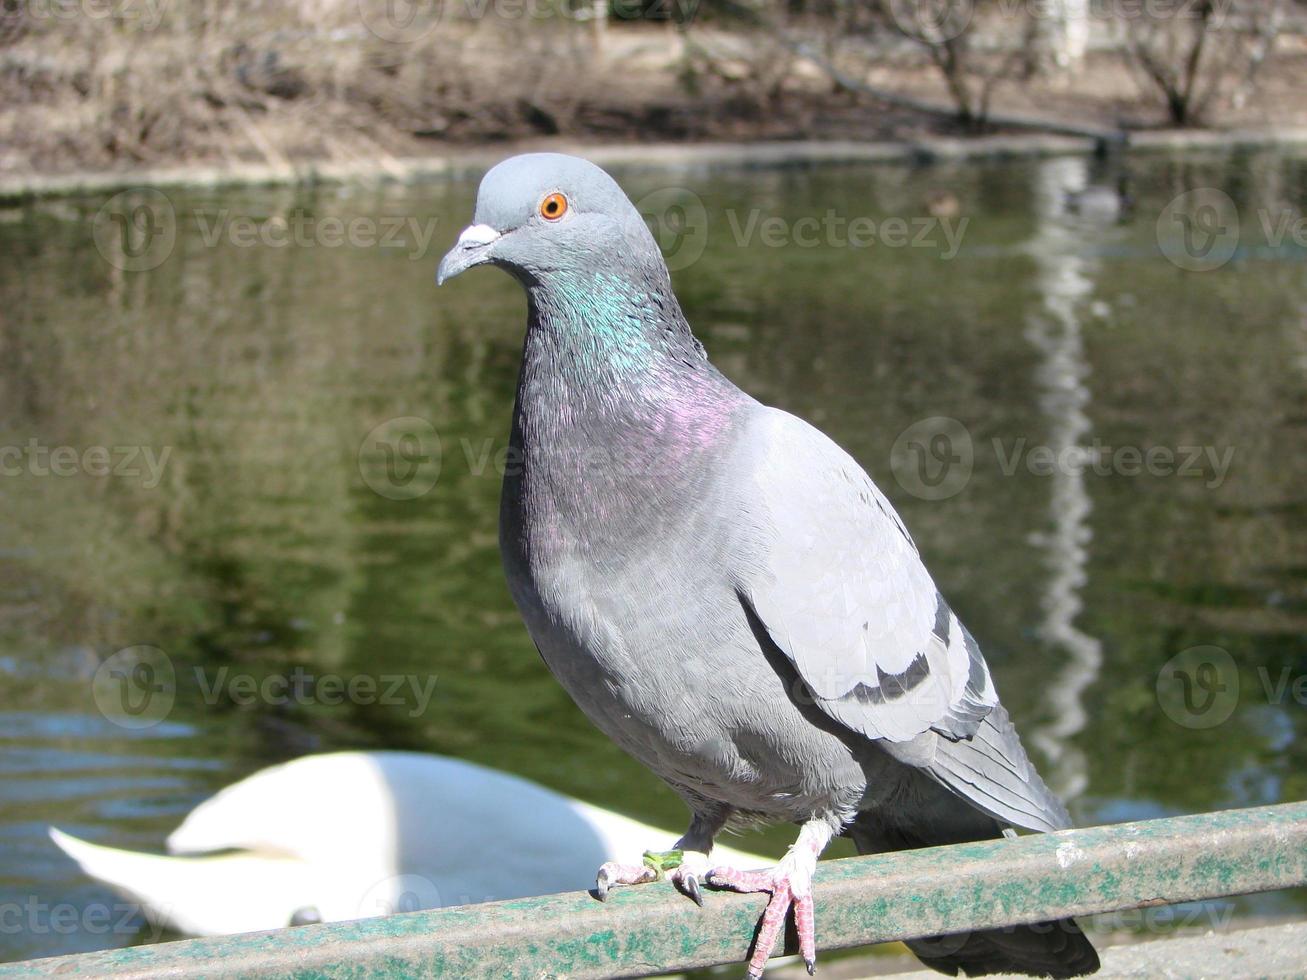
[1025,155,1108,804]
[2,150,1307,962]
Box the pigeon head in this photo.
[436,153,667,290]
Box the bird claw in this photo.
[671,865,704,906]
[666,849,710,907]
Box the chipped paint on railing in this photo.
[3,801,1305,979]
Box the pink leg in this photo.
[706,820,832,978]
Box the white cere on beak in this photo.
[456,224,501,249]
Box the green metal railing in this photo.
[5,801,1306,979]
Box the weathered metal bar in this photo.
[5,801,1305,979]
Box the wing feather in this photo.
[734,408,998,744]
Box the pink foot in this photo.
[595,850,709,904]
[707,866,816,977]
[595,861,656,899]
[705,821,831,978]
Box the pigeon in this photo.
[437,153,1100,979]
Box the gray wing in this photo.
[732,408,1066,832]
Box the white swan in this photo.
[49,750,770,938]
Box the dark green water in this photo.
[1,149,1305,963]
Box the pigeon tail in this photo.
[902,922,1100,979]
[845,817,1100,978]
[919,704,1073,834]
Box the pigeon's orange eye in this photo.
[539,192,568,221]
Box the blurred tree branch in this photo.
[1122,0,1285,125]
[684,0,1125,138]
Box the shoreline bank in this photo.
[5,127,1307,203]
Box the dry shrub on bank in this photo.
[0,0,679,173]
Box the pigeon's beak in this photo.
[437,223,502,285]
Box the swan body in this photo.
[50,750,769,937]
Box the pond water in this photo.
[1,148,1305,963]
